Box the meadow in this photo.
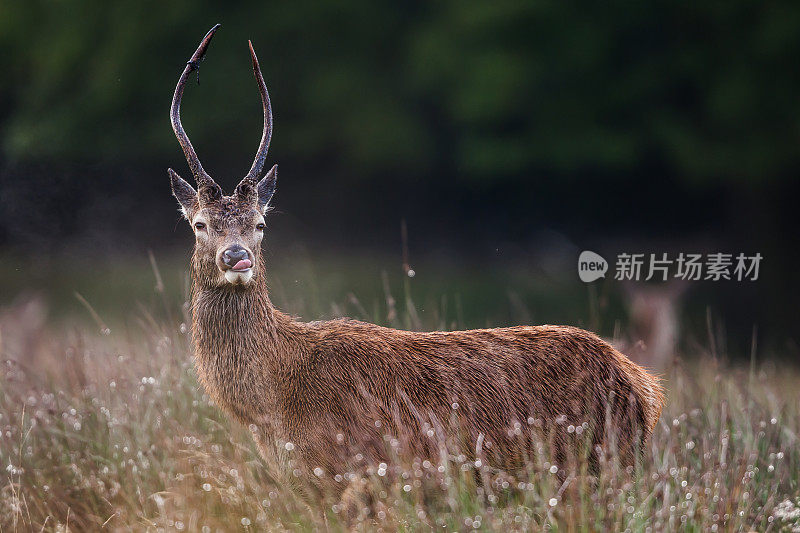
[0,253,798,531]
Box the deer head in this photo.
[169,25,277,287]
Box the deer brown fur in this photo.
[168,26,665,497]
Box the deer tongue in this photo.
[232,259,252,271]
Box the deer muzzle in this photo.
[218,245,255,285]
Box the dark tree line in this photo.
[2,1,800,184]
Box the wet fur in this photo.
[190,243,665,495]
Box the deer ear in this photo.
[257,164,277,213]
[168,169,197,219]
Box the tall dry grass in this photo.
[0,283,798,532]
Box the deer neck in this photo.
[189,257,302,423]
[190,261,291,360]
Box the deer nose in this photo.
[222,246,251,270]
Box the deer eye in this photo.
[194,221,206,231]
[256,223,266,231]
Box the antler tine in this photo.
[171,24,221,188]
[243,40,273,184]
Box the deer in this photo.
[167,25,665,501]
[619,280,688,371]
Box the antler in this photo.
[235,40,273,203]
[171,24,221,191]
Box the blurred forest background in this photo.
[0,0,798,355]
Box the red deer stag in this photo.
[168,25,665,496]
